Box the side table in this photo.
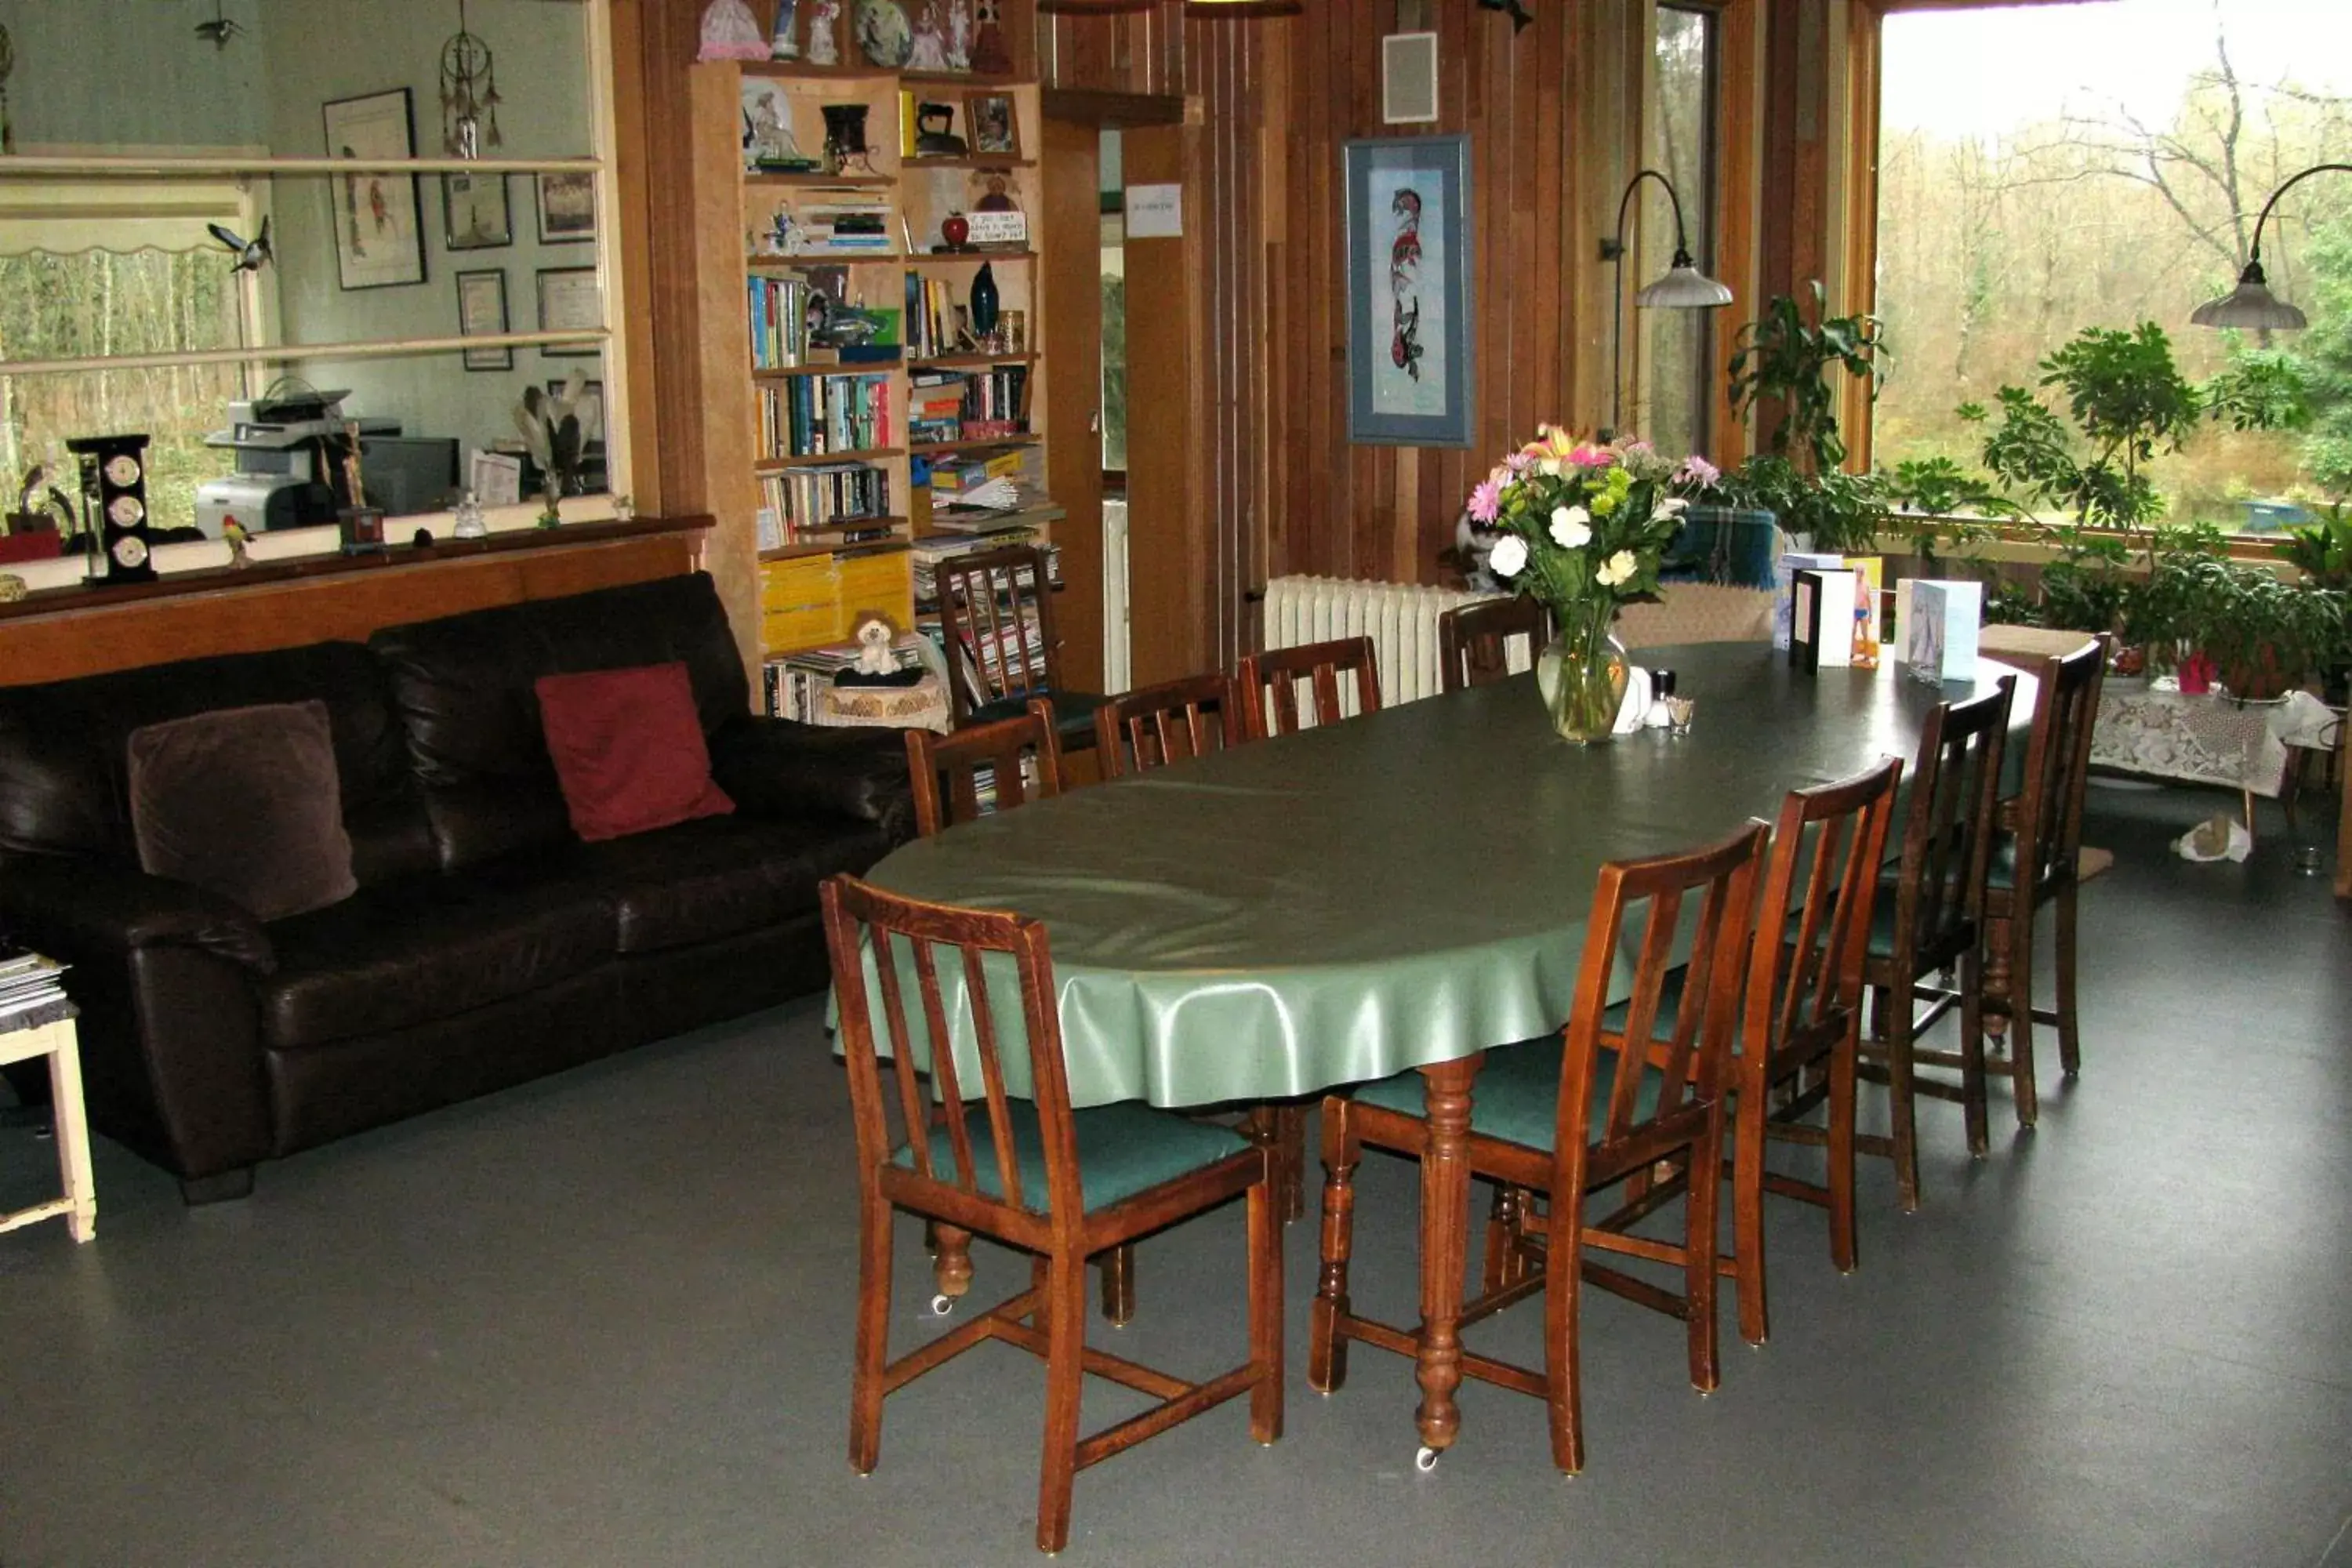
[0,1004,96,1243]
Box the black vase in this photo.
[970,262,1000,338]
[821,103,869,173]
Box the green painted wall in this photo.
[0,0,264,149]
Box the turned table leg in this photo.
[1414,1053,1481,1462]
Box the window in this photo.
[1640,3,1719,457]
[1873,1,2352,528]
[1100,128,1127,479]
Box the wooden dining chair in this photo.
[935,544,1102,748]
[821,874,1282,1555]
[1308,820,1766,1473]
[1235,636,1381,740]
[1857,679,2014,1205]
[1975,639,2107,1127]
[1437,597,1551,692]
[1091,670,1247,779]
[904,699,1065,839]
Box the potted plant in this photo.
[1724,281,1889,552]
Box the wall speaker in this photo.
[1382,32,1439,125]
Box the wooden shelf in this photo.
[901,71,1034,88]
[902,249,1035,266]
[739,61,897,82]
[756,447,908,470]
[902,156,1037,172]
[753,359,906,378]
[746,172,894,189]
[760,528,909,562]
[910,436,1041,456]
[909,352,1039,370]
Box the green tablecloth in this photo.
[863,644,2028,1109]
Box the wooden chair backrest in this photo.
[2010,641,2106,899]
[1889,680,2013,971]
[1748,757,1904,1080]
[935,545,1061,721]
[1570,820,1769,1160]
[904,699,1065,838]
[1094,670,1245,779]
[822,874,1079,1221]
[1236,636,1381,739]
[1437,597,1552,693]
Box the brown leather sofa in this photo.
[0,573,913,1201]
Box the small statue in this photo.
[906,3,949,71]
[837,612,924,688]
[946,0,973,71]
[770,0,800,59]
[969,0,1012,74]
[697,0,769,61]
[741,87,804,168]
[805,0,840,64]
[974,171,1016,212]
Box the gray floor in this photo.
[2,782,2347,1567]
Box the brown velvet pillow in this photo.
[127,700,358,922]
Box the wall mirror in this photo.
[0,0,627,582]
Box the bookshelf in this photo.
[689,55,1053,679]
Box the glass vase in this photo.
[1534,603,1629,746]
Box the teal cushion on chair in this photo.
[895,1101,1250,1213]
[1352,1037,1663,1155]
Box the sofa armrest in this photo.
[708,717,916,841]
[0,851,276,974]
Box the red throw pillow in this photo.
[535,662,735,842]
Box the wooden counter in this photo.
[0,516,711,686]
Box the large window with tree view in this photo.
[1874,0,2352,533]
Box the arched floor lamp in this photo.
[1599,167,1733,441]
[2190,162,2352,331]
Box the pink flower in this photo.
[1505,450,1534,475]
[1468,477,1502,523]
[1674,456,1721,489]
[1567,444,1615,469]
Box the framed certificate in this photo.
[535,266,603,356]
[456,270,511,371]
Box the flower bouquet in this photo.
[1465,427,1715,742]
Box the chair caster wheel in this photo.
[931,1294,956,1317]
[1414,1446,1440,1473]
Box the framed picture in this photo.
[443,170,512,251]
[1343,135,1473,447]
[456,270,511,372]
[967,93,1018,157]
[536,266,603,355]
[322,89,426,290]
[536,171,597,245]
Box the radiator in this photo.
[1261,575,1506,708]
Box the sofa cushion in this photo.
[256,875,616,1051]
[535,662,735,842]
[0,641,434,886]
[368,573,752,874]
[127,701,358,922]
[548,813,888,954]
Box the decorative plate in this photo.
[855,0,913,67]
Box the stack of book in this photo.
[748,274,815,369]
[758,372,893,458]
[793,194,894,256]
[903,272,964,359]
[908,371,969,445]
[910,528,1058,603]
[758,462,895,548]
[0,950,70,1031]
[763,630,935,721]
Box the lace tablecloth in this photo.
[2091,684,2292,797]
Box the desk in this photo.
[866,644,2026,1454]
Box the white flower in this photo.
[1489,535,1530,579]
[1538,456,1564,478]
[1548,505,1592,548]
[1596,549,1639,587]
[1656,496,1690,517]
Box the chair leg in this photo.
[2007,910,2041,1131]
[1276,1104,1309,1223]
[1034,1250,1087,1555]
[1686,1110,1724,1395]
[1731,1080,1769,1348]
[849,1192,893,1475]
[1481,1182,1523,1294]
[1308,1096,1359,1394]
[1828,1024,1858,1275]
[1542,1192,1587,1475]
[1960,946,1991,1158]
[2054,882,2083,1078]
[1883,977,1922,1211]
[1098,1244,1135,1327]
[932,1224,975,1305]
[1247,1170,1286,1444]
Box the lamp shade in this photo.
[1635,251,1734,309]
[2190,265,2308,331]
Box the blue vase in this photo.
[970,263,1000,338]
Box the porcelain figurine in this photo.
[770,0,800,58]
[806,0,841,63]
[907,3,949,71]
[696,0,769,61]
[946,0,973,71]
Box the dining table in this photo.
[862,641,2032,1461]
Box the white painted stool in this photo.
[1,1011,96,1243]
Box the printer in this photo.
[195,388,396,538]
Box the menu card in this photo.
[1775,550,1846,649]
[1904,579,1983,684]
[1790,567,1858,673]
